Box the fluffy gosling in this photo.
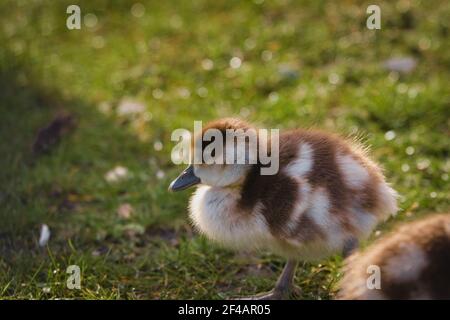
[169,118,398,299]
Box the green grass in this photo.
[0,0,449,299]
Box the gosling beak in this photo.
[168,165,201,192]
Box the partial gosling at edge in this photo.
[338,213,450,300]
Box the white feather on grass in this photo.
[39,224,51,247]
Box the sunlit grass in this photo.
[0,0,448,299]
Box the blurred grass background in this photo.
[0,0,448,299]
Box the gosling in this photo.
[169,118,398,299]
[338,213,450,300]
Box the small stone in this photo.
[384,130,396,141]
[117,99,145,116]
[383,57,417,74]
[105,166,129,183]
[230,57,242,69]
[201,59,214,70]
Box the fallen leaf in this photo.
[32,113,76,156]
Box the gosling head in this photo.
[169,118,257,191]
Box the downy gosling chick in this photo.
[169,118,398,299]
[338,213,450,300]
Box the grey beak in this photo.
[168,165,201,192]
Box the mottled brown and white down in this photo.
[338,214,450,300]
[188,118,398,260]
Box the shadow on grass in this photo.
[0,52,188,296]
[1,51,269,300]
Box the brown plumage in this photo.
[338,214,450,300]
[237,129,390,242]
